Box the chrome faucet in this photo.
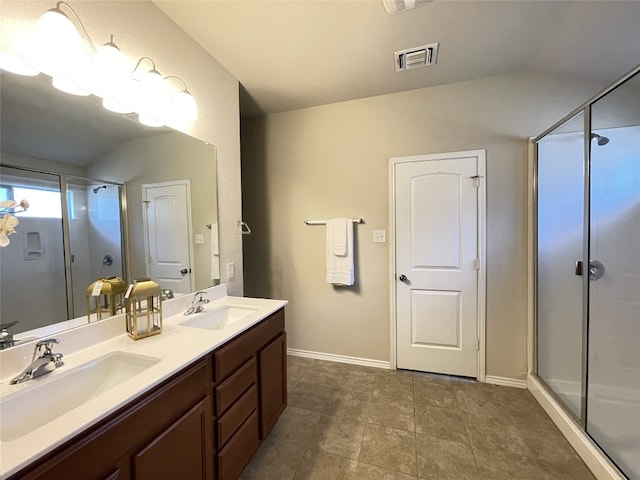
[0,321,18,350]
[184,291,210,315]
[10,338,64,384]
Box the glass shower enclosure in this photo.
[0,165,126,335]
[534,68,640,479]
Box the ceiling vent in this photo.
[394,43,439,72]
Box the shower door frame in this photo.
[528,63,640,479]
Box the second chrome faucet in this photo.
[184,291,210,315]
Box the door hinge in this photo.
[473,258,480,270]
[475,339,480,351]
[470,175,481,188]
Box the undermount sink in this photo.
[179,305,259,331]
[0,351,160,442]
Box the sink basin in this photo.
[0,351,160,442]
[179,305,259,331]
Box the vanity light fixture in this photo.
[30,2,95,95]
[0,2,198,129]
[164,75,199,123]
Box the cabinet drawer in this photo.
[216,357,256,416]
[214,309,284,382]
[217,384,258,447]
[218,411,260,480]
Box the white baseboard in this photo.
[485,375,527,389]
[528,374,626,480]
[287,348,391,370]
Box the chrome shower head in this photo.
[590,133,610,146]
[92,185,107,193]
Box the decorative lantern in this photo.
[86,277,127,322]
[125,278,162,340]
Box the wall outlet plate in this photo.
[373,230,386,243]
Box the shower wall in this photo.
[535,69,640,480]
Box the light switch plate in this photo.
[195,233,205,245]
[373,230,386,243]
[226,262,235,279]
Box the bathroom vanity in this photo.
[0,286,287,480]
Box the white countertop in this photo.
[0,285,287,479]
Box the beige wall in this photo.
[1,0,243,295]
[242,71,603,380]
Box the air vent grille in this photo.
[395,43,439,72]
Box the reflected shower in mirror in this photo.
[0,70,219,345]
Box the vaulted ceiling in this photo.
[155,0,640,118]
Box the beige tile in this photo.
[239,437,305,480]
[325,390,372,421]
[341,369,377,394]
[354,462,417,479]
[293,449,358,480]
[373,374,414,401]
[515,418,584,465]
[270,406,322,446]
[537,456,597,480]
[288,381,336,413]
[413,371,454,386]
[308,415,366,459]
[416,435,480,480]
[414,404,468,444]
[452,382,502,416]
[472,446,548,479]
[359,424,417,475]
[413,380,458,409]
[367,396,415,432]
[463,411,531,457]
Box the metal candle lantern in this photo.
[125,278,163,340]
[86,277,127,322]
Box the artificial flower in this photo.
[0,214,19,247]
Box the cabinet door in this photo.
[258,333,287,438]
[132,398,213,480]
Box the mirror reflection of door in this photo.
[142,180,194,294]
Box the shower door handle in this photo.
[575,260,605,280]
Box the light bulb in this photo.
[138,111,164,127]
[52,75,90,96]
[94,39,129,84]
[0,51,39,76]
[103,96,134,114]
[172,90,198,123]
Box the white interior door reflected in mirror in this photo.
[142,180,194,294]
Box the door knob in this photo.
[399,274,408,283]
[180,268,189,276]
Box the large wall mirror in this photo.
[0,70,219,346]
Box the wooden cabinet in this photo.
[9,307,286,480]
[11,360,212,480]
[132,399,213,479]
[259,333,287,438]
[212,308,286,480]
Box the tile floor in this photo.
[240,355,597,480]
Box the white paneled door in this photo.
[393,151,484,378]
[143,181,193,294]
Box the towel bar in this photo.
[304,218,364,225]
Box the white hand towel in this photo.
[326,218,354,286]
[331,217,347,256]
